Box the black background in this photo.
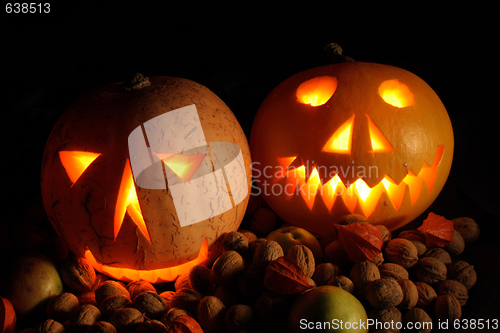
[2,1,499,331]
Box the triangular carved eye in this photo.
[156,153,206,183]
[323,115,355,154]
[59,151,101,186]
[366,115,393,152]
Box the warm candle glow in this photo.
[378,80,414,108]
[322,115,356,154]
[59,151,101,186]
[297,76,338,106]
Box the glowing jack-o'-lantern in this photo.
[41,75,251,283]
[250,62,453,235]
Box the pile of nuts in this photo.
[16,203,480,333]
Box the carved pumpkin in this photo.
[41,75,251,283]
[250,62,453,235]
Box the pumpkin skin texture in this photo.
[41,76,251,283]
[250,62,453,236]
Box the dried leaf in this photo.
[337,223,383,262]
[263,256,313,294]
[418,212,454,248]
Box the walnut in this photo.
[397,279,418,310]
[371,252,385,266]
[447,261,477,289]
[196,296,226,333]
[398,230,427,256]
[46,292,80,322]
[327,275,355,294]
[212,250,245,286]
[158,290,175,306]
[238,229,258,243]
[421,247,452,266]
[368,307,402,332]
[376,225,392,246]
[366,278,404,309]
[378,263,409,281]
[319,230,339,250]
[36,319,65,333]
[384,238,418,269]
[443,230,465,255]
[174,273,191,291]
[436,280,468,306]
[162,307,192,329]
[324,239,350,268]
[337,213,368,225]
[225,304,254,331]
[414,282,437,309]
[287,244,315,278]
[434,294,462,321]
[77,291,97,307]
[126,280,156,301]
[349,261,381,298]
[188,264,214,294]
[135,320,167,333]
[132,291,168,319]
[250,208,276,237]
[70,304,102,333]
[415,257,447,285]
[403,308,432,333]
[252,240,284,272]
[169,288,203,314]
[86,321,117,333]
[108,307,144,333]
[222,231,249,255]
[94,281,130,305]
[60,256,97,293]
[313,263,342,286]
[452,217,480,242]
[99,295,131,319]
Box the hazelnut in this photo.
[46,292,80,322]
[434,294,462,322]
[212,250,245,286]
[327,276,355,294]
[349,261,381,298]
[444,230,465,255]
[188,264,214,294]
[222,231,249,255]
[447,261,477,289]
[378,263,409,281]
[452,217,480,242]
[196,296,226,333]
[421,247,452,266]
[60,256,97,293]
[132,291,168,319]
[397,279,418,310]
[366,278,404,309]
[415,257,447,285]
[287,244,315,278]
[313,263,342,286]
[403,308,432,333]
[384,238,418,269]
[414,282,437,309]
[108,307,144,333]
[436,280,468,306]
[225,304,254,331]
[252,240,284,272]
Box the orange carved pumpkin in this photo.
[41,75,251,283]
[250,62,453,235]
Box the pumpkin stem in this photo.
[122,73,151,91]
[324,43,355,63]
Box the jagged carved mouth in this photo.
[84,239,208,283]
[273,146,445,217]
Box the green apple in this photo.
[2,252,63,322]
[266,226,323,263]
[288,285,368,333]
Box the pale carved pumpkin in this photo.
[41,75,251,283]
[250,62,453,235]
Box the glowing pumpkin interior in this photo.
[58,150,210,282]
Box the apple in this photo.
[1,252,63,323]
[266,226,323,263]
[288,285,368,333]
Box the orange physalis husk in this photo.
[264,256,313,294]
[168,315,204,333]
[418,212,455,248]
[337,223,383,262]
